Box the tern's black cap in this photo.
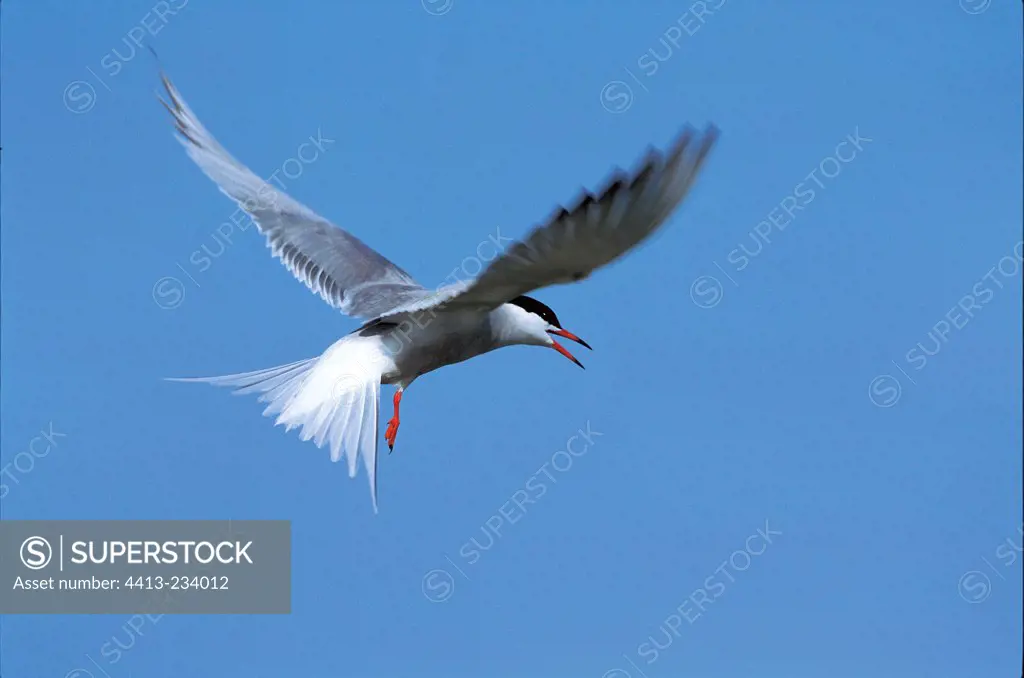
[509,296,561,329]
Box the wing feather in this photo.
[439,124,720,311]
[158,71,427,319]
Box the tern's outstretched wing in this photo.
[158,72,427,319]
[376,124,719,321]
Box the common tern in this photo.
[159,71,719,511]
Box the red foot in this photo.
[385,416,400,451]
[385,390,403,452]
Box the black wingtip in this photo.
[701,123,721,146]
[147,46,166,78]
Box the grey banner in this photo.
[0,520,290,614]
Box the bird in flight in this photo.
[159,70,719,512]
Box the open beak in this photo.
[547,328,592,370]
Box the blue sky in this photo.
[2,1,1021,676]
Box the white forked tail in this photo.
[167,335,387,512]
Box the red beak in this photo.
[547,328,592,370]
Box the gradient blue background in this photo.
[2,1,1021,677]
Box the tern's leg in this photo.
[385,388,403,452]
